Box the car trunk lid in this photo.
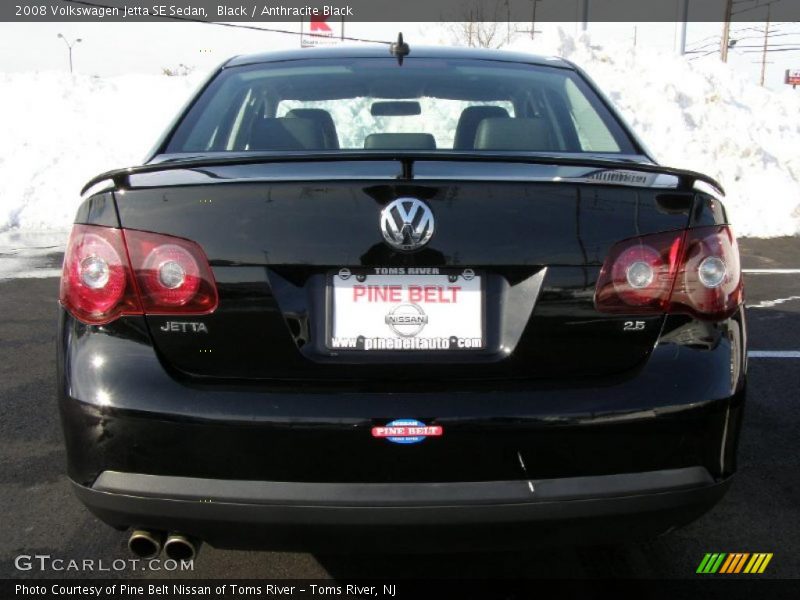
[108,157,699,383]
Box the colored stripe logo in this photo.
[697,553,773,574]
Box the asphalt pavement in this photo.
[0,237,797,581]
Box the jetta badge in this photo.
[380,198,434,251]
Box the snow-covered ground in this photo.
[0,30,798,249]
[536,30,800,239]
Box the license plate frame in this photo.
[326,268,485,352]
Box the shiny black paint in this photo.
[84,152,723,196]
[58,307,745,487]
[691,192,730,227]
[106,172,697,380]
[73,191,119,228]
[223,45,575,70]
[114,179,688,266]
[60,180,746,547]
[64,165,744,472]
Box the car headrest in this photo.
[364,133,437,150]
[453,106,510,150]
[285,108,339,149]
[248,117,325,151]
[473,118,554,151]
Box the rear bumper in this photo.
[73,468,731,551]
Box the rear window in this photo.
[166,57,635,155]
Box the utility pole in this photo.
[57,33,82,74]
[579,0,589,32]
[721,0,733,62]
[529,0,540,40]
[675,0,689,55]
[760,2,771,86]
[506,0,511,45]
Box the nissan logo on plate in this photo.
[385,303,429,337]
[380,198,434,251]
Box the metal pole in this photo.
[721,0,733,62]
[760,3,771,86]
[579,0,589,31]
[675,0,688,55]
[57,34,81,74]
[506,0,511,45]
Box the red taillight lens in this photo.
[124,229,218,314]
[60,225,218,324]
[595,225,742,320]
[670,225,743,320]
[60,225,141,324]
[595,230,685,314]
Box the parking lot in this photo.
[0,237,797,580]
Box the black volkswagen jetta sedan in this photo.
[58,44,746,559]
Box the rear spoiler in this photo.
[81,152,724,197]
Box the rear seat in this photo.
[248,117,326,151]
[285,109,339,149]
[453,106,509,150]
[473,118,554,151]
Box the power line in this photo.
[686,40,723,52]
[742,47,800,52]
[729,43,800,48]
[731,0,784,17]
[686,33,722,48]
[688,49,722,61]
[689,30,800,53]
[62,0,393,46]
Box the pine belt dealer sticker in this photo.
[371,419,443,444]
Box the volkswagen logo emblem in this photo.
[380,198,434,252]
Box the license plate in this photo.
[329,268,483,351]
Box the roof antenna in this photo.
[389,32,410,65]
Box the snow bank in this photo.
[1,32,799,238]
[0,71,202,233]
[510,30,800,238]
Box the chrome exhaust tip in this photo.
[128,529,164,559]
[163,533,199,561]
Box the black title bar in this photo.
[5,0,800,23]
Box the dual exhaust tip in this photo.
[128,530,199,561]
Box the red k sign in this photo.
[310,16,332,32]
[301,15,339,47]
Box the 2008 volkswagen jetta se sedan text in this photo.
[57,43,746,559]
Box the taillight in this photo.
[595,225,742,320]
[60,225,217,325]
[670,226,743,320]
[60,225,141,324]
[595,230,684,313]
[124,230,217,314]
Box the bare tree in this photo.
[448,1,514,49]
